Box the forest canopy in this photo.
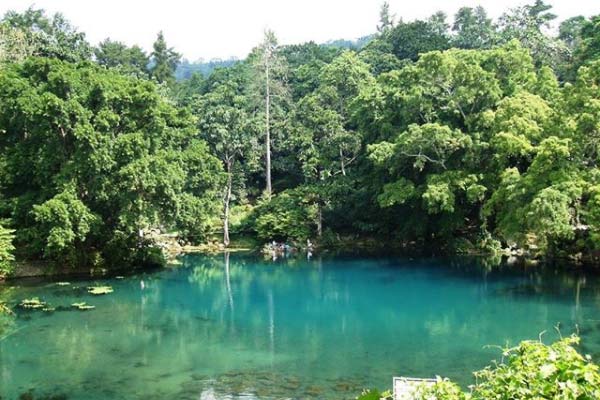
[1,1,600,275]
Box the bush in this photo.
[413,378,466,400]
[250,189,317,242]
[470,335,600,399]
[0,223,15,278]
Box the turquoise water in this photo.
[1,253,600,399]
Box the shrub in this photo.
[470,335,600,399]
[250,189,317,242]
[414,378,466,400]
[0,223,15,278]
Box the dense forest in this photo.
[1,1,600,276]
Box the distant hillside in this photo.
[175,58,239,80]
[175,35,374,80]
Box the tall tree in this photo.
[150,31,181,85]
[497,0,566,68]
[377,2,395,34]
[558,16,586,51]
[195,74,259,246]
[387,18,451,61]
[293,52,374,235]
[94,39,149,77]
[452,6,496,49]
[570,16,600,76]
[1,7,91,62]
[0,22,36,64]
[250,29,289,198]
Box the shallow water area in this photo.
[1,253,600,399]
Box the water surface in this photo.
[1,253,600,399]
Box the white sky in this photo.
[0,1,598,60]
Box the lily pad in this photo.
[71,302,95,310]
[87,286,113,295]
[0,302,14,315]
[18,298,47,309]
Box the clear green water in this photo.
[2,253,600,400]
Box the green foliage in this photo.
[357,389,392,400]
[387,18,450,61]
[32,189,100,266]
[414,378,466,400]
[94,39,149,78]
[452,7,496,50]
[2,2,600,267]
[1,7,91,63]
[471,336,600,399]
[0,22,36,64]
[573,17,600,71]
[293,51,372,180]
[192,66,258,245]
[0,58,222,269]
[0,222,15,277]
[149,31,180,85]
[484,137,585,254]
[250,190,317,242]
[497,1,567,68]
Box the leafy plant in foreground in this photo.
[359,336,600,400]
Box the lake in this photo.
[1,253,600,399]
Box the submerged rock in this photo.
[18,391,34,400]
[304,385,324,396]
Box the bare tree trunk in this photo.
[317,201,323,237]
[265,61,272,199]
[339,147,346,176]
[223,160,233,247]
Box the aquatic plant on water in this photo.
[18,297,47,309]
[71,302,95,310]
[0,302,14,315]
[87,286,113,295]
